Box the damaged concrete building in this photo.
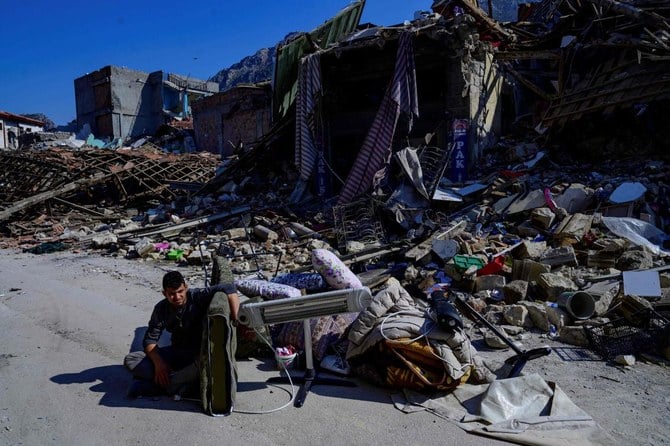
[191,82,272,156]
[222,1,506,207]
[292,18,503,201]
[74,65,219,141]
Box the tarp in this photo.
[602,216,669,256]
[273,1,364,120]
[392,373,614,446]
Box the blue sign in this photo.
[449,119,468,183]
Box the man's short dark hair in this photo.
[163,271,185,290]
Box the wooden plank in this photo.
[116,205,252,240]
[0,182,79,221]
[404,220,467,262]
[50,197,109,217]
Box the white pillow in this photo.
[311,249,363,290]
[234,279,301,300]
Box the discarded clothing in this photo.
[347,278,494,388]
[23,242,70,254]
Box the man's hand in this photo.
[152,357,171,388]
[145,344,171,388]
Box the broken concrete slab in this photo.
[553,183,594,213]
[502,280,528,304]
[519,300,551,331]
[558,325,590,347]
[513,259,551,282]
[539,245,578,268]
[538,272,578,301]
[554,213,593,241]
[515,240,547,260]
[530,207,555,230]
[504,189,546,215]
[503,304,533,327]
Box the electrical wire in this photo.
[379,309,475,368]
[232,325,296,414]
[379,310,436,343]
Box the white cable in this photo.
[379,310,436,343]
[232,326,296,414]
[380,309,475,370]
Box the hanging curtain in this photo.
[337,31,419,205]
[294,53,323,181]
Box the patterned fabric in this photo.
[338,32,418,204]
[294,53,323,181]
[311,248,363,289]
[273,313,357,362]
[270,272,328,291]
[383,338,472,392]
[234,279,302,300]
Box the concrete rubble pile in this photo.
[1,0,669,371]
[2,135,667,366]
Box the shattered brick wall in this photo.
[192,85,272,156]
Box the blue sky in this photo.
[0,1,431,126]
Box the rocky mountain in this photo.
[209,47,275,91]
[209,33,301,91]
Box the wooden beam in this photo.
[502,62,554,101]
[116,205,252,240]
[495,50,561,61]
[0,182,79,221]
[50,197,109,217]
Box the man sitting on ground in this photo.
[124,270,239,398]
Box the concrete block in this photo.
[539,245,578,268]
[475,274,506,292]
[538,272,578,300]
[503,280,529,304]
[530,207,555,229]
[504,305,532,327]
[513,259,550,282]
[558,325,590,347]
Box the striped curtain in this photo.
[338,32,419,205]
[294,53,323,181]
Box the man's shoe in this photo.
[126,380,163,399]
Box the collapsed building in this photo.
[1,1,669,437]
[191,82,272,156]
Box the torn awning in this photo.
[273,1,364,120]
